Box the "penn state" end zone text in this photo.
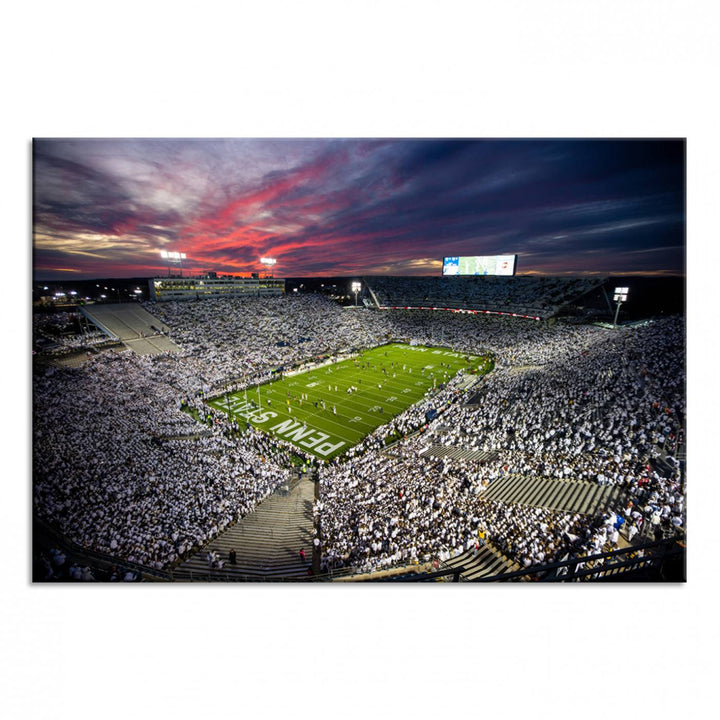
[214,398,345,457]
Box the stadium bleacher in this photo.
[365,275,605,319]
[81,303,181,355]
[32,288,685,581]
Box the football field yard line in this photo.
[308,357,453,398]
[249,378,385,441]
[220,400,362,449]
[286,374,427,423]
[261,384,379,432]
[259,388,373,439]
[272,410,360,445]
[266,360,436,417]
[261,385,401,440]
[222,389,364,444]
[268,377,425,420]
[236,366,456,427]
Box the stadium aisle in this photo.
[171,476,315,580]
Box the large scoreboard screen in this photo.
[442,254,517,276]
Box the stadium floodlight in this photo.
[351,281,362,307]
[160,249,188,277]
[260,257,277,278]
[613,287,629,301]
[612,286,629,328]
[161,250,187,260]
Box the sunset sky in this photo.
[33,138,685,279]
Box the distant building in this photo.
[148,275,285,301]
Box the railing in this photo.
[36,513,359,583]
[168,561,359,582]
[35,514,685,584]
[169,570,308,582]
[398,537,685,582]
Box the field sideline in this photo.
[207,343,492,460]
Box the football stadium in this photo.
[32,270,686,582]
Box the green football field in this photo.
[207,343,492,460]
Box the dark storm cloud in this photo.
[33,138,685,279]
[34,143,183,243]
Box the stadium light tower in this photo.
[260,257,277,278]
[160,250,187,277]
[160,250,171,276]
[613,286,629,328]
[351,281,362,307]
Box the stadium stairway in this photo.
[171,476,315,581]
[440,543,519,581]
[480,473,623,516]
[677,443,686,464]
[455,374,481,392]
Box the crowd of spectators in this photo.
[315,314,685,573]
[142,294,389,395]
[33,292,685,577]
[34,546,141,582]
[33,349,293,570]
[33,311,108,353]
[34,294,390,571]
[367,275,603,318]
